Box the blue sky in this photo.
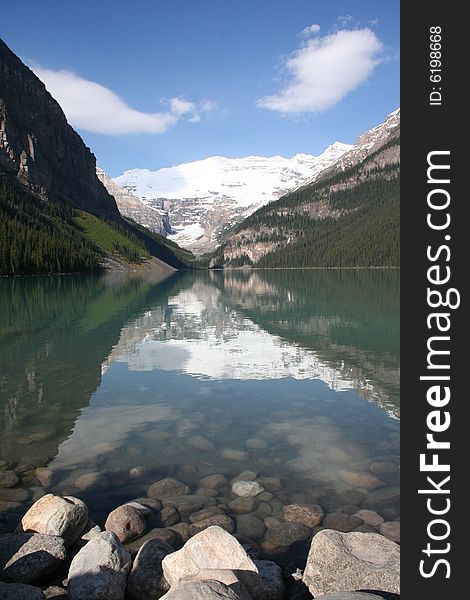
[1,0,399,176]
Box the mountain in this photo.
[0,38,192,274]
[211,110,400,268]
[112,143,352,253]
[96,167,174,236]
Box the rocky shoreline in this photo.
[0,472,400,599]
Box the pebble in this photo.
[232,481,264,497]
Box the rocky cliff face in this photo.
[96,167,174,235]
[0,38,118,216]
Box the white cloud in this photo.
[32,66,212,135]
[301,23,321,36]
[257,28,383,114]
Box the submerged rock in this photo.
[353,509,384,528]
[232,481,264,497]
[148,479,190,501]
[254,560,285,600]
[302,529,400,596]
[229,497,259,514]
[322,513,363,532]
[199,474,229,490]
[236,514,266,541]
[264,523,311,549]
[189,514,236,535]
[338,470,385,490]
[222,449,250,461]
[188,436,216,452]
[283,504,324,528]
[0,471,20,488]
[74,472,110,492]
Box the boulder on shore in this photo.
[302,529,400,596]
[19,494,88,547]
[162,526,259,588]
[68,531,131,600]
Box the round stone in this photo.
[231,481,264,497]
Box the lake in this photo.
[0,269,399,562]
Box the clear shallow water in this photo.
[0,270,399,558]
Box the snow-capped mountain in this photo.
[112,142,352,253]
[314,109,400,183]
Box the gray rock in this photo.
[173,570,253,600]
[303,529,400,596]
[19,494,88,546]
[68,531,131,600]
[160,580,246,600]
[0,471,20,488]
[126,539,173,600]
[148,478,190,500]
[105,504,147,543]
[0,533,66,583]
[232,481,264,497]
[283,504,324,528]
[130,497,162,512]
[229,497,259,514]
[322,513,363,532]
[379,521,400,543]
[254,560,285,600]
[236,514,266,541]
[162,526,258,587]
[0,582,45,599]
